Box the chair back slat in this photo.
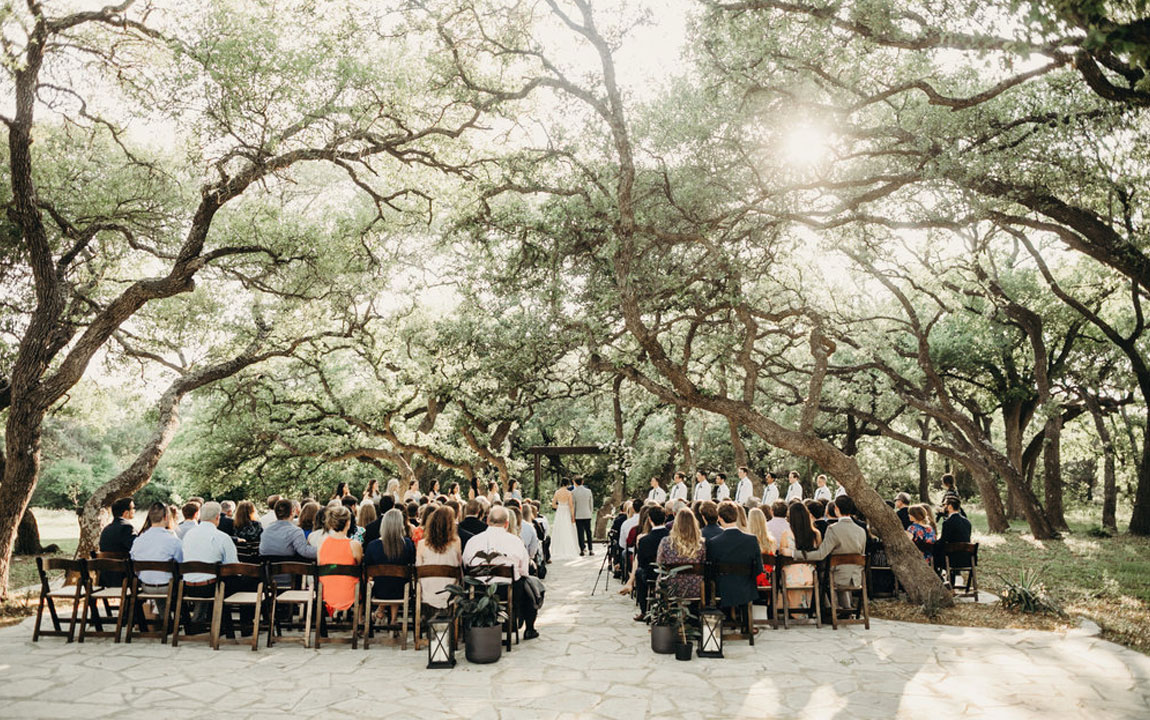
[219,562,263,579]
[87,558,129,574]
[938,542,978,555]
[416,564,462,580]
[132,560,179,575]
[94,551,128,560]
[46,557,85,573]
[829,554,867,568]
[467,564,514,580]
[268,561,315,577]
[317,563,362,578]
[365,564,411,580]
[178,561,220,575]
[712,562,760,577]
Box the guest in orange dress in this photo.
[317,505,363,615]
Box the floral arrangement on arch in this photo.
[598,440,634,478]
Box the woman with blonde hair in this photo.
[907,504,936,562]
[385,478,402,503]
[655,508,706,599]
[748,508,776,589]
[355,501,377,543]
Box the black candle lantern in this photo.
[698,608,724,658]
[427,614,456,668]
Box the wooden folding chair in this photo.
[363,564,413,650]
[708,561,761,645]
[32,557,88,642]
[414,564,462,651]
[776,557,821,628]
[125,560,178,644]
[314,563,362,649]
[171,561,222,647]
[215,563,265,651]
[828,554,870,630]
[940,542,979,601]
[266,561,317,648]
[466,564,517,651]
[80,557,130,643]
[753,554,780,630]
[91,551,131,627]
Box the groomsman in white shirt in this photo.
[692,470,712,502]
[669,472,689,502]
[785,471,804,503]
[760,471,780,505]
[735,466,754,505]
[813,474,833,502]
[714,473,731,501]
[646,477,667,504]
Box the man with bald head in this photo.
[462,504,540,640]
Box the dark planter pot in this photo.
[651,625,676,654]
[674,641,694,661]
[465,625,503,664]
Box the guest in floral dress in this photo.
[906,505,936,563]
[656,509,706,600]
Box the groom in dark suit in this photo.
[705,502,763,609]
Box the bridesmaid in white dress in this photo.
[550,483,580,559]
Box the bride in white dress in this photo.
[550,483,580,560]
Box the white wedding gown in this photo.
[550,502,580,559]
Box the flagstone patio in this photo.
[1,554,1147,719]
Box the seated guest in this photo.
[935,497,973,574]
[361,495,394,546]
[176,502,199,540]
[259,495,280,528]
[416,506,463,610]
[783,501,821,611]
[457,499,488,551]
[298,501,321,539]
[181,501,238,621]
[618,499,641,551]
[796,496,868,610]
[655,509,706,600]
[894,492,912,529]
[364,509,414,623]
[622,506,669,619]
[806,499,829,538]
[340,495,360,537]
[130,502,183,619]
[218,501,236,536]
[462,505,539,640]
[316,505,362,615]
[308,507,330,550]
[519,504,542,565]
[767,501,790,545]
[747,507,776,588]
[232,500,263,546]
[260,498,317,560]
[355,501,377,544]
[699,501,722,541]
[706,503,764,609]
[98,497,136,586]
[907,504,936,562]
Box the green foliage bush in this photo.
[999,569,1064,616]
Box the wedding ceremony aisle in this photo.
[1,555,1147,719]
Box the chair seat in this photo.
[136,591,170,599]
[276,590,312,602]
[369,597,405,606]
[224,592,261,604]
[91,587,124,599]
[48,588,83,598]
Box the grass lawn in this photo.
[874,507,1150,655]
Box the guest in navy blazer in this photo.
[705,502,764,609]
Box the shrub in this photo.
[999,569,1064,616]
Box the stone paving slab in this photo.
[1,554,1148,719]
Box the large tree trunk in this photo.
[1042,415,1069,532]
[968,464,1010,533]
[1001,401,1056,537]
[15,509,59,556]
[917,417,931,503]
[728,418,749,468]
[1130,425,1150,535]
[611,374,626,504]
[0,404,50,599]
[1083,392,1118,532]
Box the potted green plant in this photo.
[443,575,505,664]
[647,564,692,654]
[672,601,700,661]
